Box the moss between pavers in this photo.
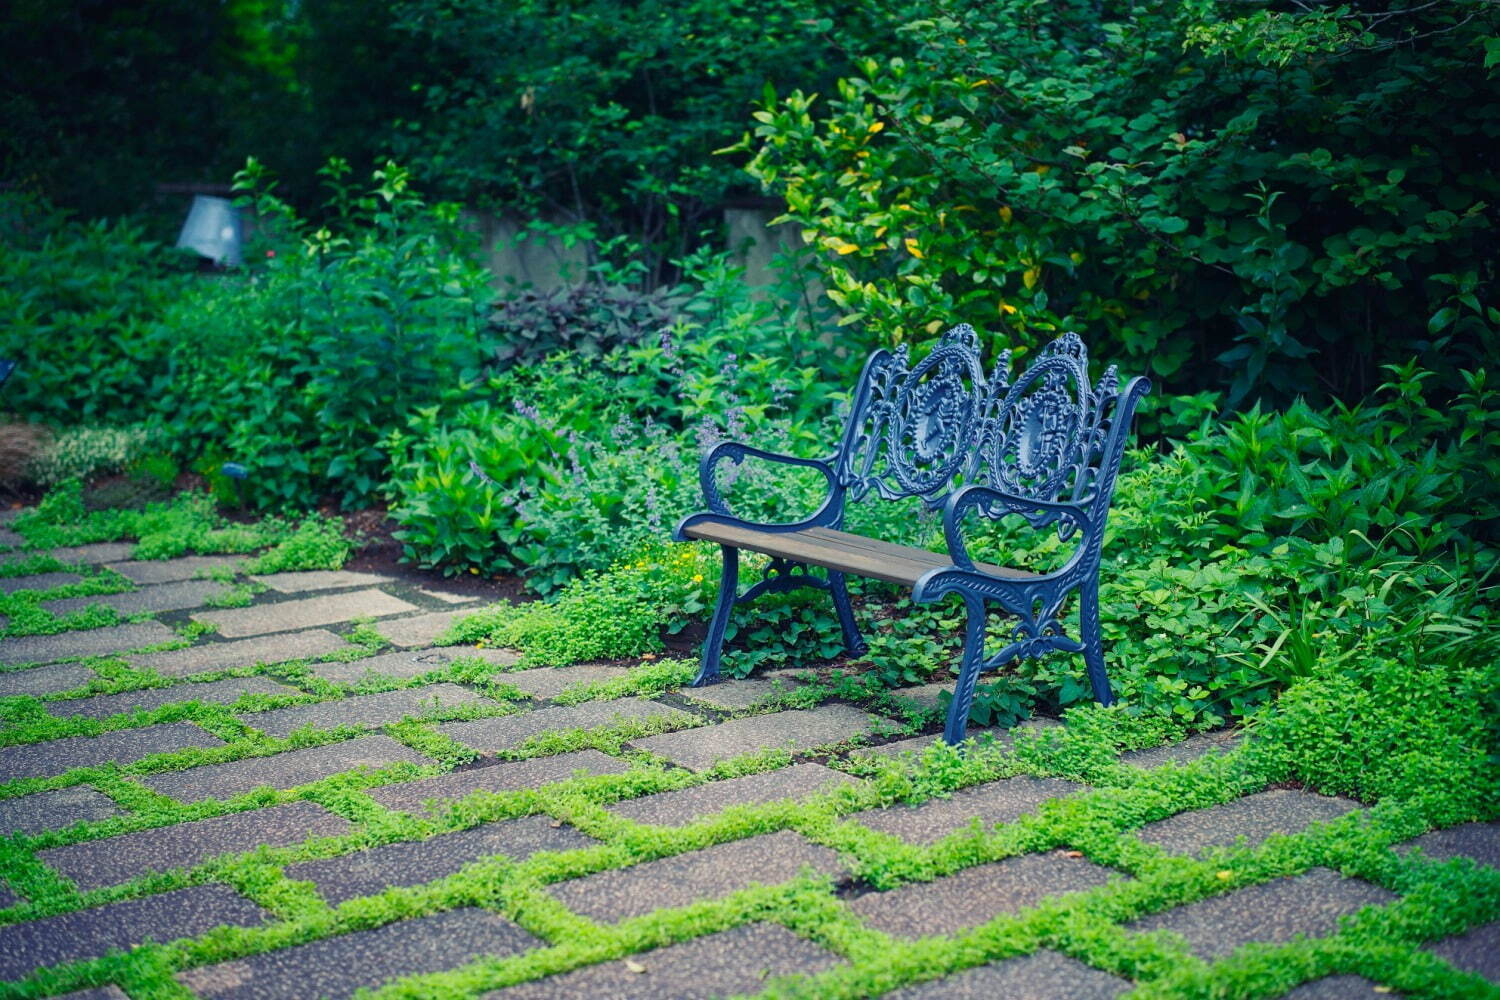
[0,665,1496,999]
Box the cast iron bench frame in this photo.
[673,325,1150,746]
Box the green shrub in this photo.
[487,282,684,369]
[0,192,190,425]
[154,158,493,509]
[26,424,151,486]
[744,1,1499,403]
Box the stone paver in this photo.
[1279,975,1401,998]
[850,776,1086,845]
[0,886,15,909]
[48,676,300,720]
[49,543,138,565]
[368,750,630,815]
[851,851,1119,938]
[54,987,130,1000]
[0,884,268,981]
[1121,731,1242,769]
[193,590,419,638]
[1136,789,1360,856]
[501,664,629,700]
[439,698,693,754]
[0,663,94,697]
[0,572,84,594]
[38,800,353,892]
[240,683,494,738]
[131,629,349,677]
[377,610,467,647]
[310,648,461,685]
[0,622,178,667]
[883,950,1130,1000]
[143,735,432,803]
[678,677,803,712]
[44,579,233,617]
[632,705,880,771]
[249,570,395,593]
[1399,822,1500,870]
[176,908,539,1000]
[888,682,953,711]
[608,763,858,828]
[286,814,594,904]
[0,786,123,836]
[106,556,242,585]
[1127,867,1398,959]
[1426,919,1500,982]
[418,589,480,605]
[549,829,846,922]
[484,922,842,999]
[0,723,223,782]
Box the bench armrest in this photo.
[940,484,1094,574]
[672,440,841,540]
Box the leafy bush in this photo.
[154,159,493,509]
[487,282,684,369]
[0,193,189,425]
[744,1,1499,403]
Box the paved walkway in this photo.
[0,545,1495,999]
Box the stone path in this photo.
[0,544,1495,998]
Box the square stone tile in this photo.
[1426,919,1500,982]
[0,622,178,667]
[631,706,881,771]
[368,750,631,815]
[1398,822,1500,870]
[500,664,630,700]
[377,611,467,648]
[106,556,242,585]
[1278,975,1402,999]
[131,629,350,677]
[48,543,138,565]
[608,763,859,828]
[48,676,300,720]
[286,814,594,904]
[0,662,94,697]
[678,677,802,712]
[438,699,693,754]
[417,589,481,605]
[143,736,433,803]
[882,949,1130,999]
[1120,731,1242,769]
[1127,867,1398,959]
[483,922,842,999]
[0,885,268,981]
[249,570,396,593]
[0,786,123,837]
[851,851,1119,938]
[1136,789,1361,856]
[309,648,462,685]
[240,683,495,738]
[0,572,84,594]
[850,776,1086,845]
[0,723,224,782]
[888,682,952,712]
[176,908,539,1000]
[548,830,846,922]
[44,579,234,617]
[39,800,353,892]
[194,590,419,638]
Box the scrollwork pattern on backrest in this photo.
[836,326,1122,525]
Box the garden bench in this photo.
[673,326,1150,746]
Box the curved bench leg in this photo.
[692,544,739,687]
[1079,578,1116,706]
[943,592,989,747]
[828,570,867,657]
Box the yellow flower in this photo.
[692,574,704,583]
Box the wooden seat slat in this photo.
[682,522,1037,587]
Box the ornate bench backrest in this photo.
[835,325,1140,526]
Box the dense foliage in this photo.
[744,0,1500,403]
